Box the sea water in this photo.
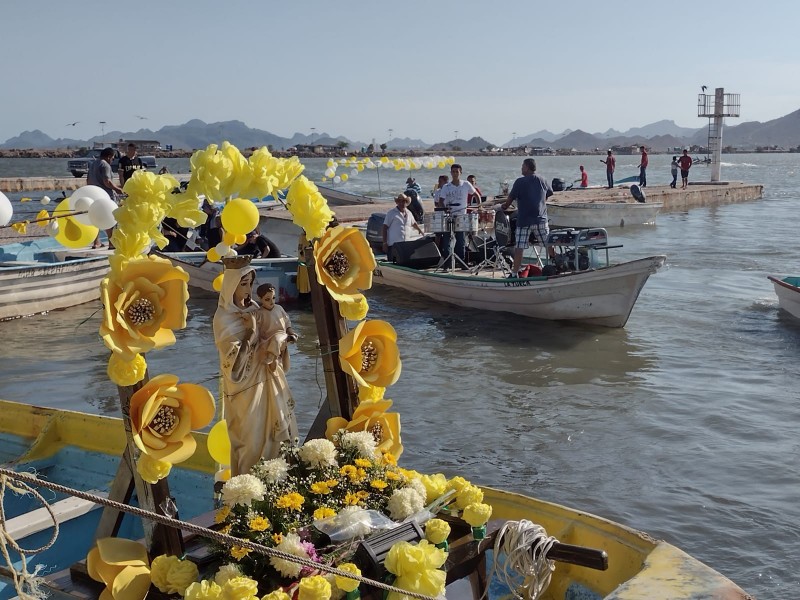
[0,154,798,598]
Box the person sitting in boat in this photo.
[255,282,298,372]
[574,165,589,188]
[382,193,424,261]
[162,216,189,252]
[403,183,425,224]
[467,174,483,207]
[200,198,222,250]
[236,229,281,258]
[405,176,422,198]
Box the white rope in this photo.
[483,519,557,600]
[0,474,58,600]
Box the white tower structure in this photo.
[697,88,740,182]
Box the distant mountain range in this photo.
[3,110,800,152]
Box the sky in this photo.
[3,0,799,146]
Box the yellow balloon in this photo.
[207,420,231,465]
[207,247,221,263]
[212,272,224,292]
[223,231,237,246]
[356,164,364,172]
[53,198,98,248]
[341,173,349,182]
[235,233,246,245]
[221,198,259,236]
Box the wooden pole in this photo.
[303,244,359,440]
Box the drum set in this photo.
[423,208,495,272]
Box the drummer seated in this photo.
[382,193,424,261]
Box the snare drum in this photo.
[478,209,494,226]
[425,211,448,233]
[454,213,479,233]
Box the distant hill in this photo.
[4,110,800,151]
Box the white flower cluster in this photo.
[269,533,309,578]
[214,564,242,587]
[253,457,290,484]
[387,487,425,521]
[298,438,338,468]
[339,431,378,459]
[331,506,374,539]
[221,474,266,508]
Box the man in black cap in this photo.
[404,177,424,223]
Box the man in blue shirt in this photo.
[501,158,552,276]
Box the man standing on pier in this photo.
[118,143,144,187]
[677,149,693,189]
[601,150,616,189]
[637,146,648,187]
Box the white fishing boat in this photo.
[768,275,800,320]
[154,250,300,302]
[547,200,663,228]
[0,239,110,321]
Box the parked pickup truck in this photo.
[67,149,157,178]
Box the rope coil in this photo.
[0,467,440,600]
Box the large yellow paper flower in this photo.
[313,226,376,303]
[385,540,447,600]
[325,398,402,458]
[130,373,215,464]
[150,554,200,595]
[167,190,207,229]
[286,175,334,240]
[100,255,189,361]
[187,142,252,202]
[338,320,401,388]
[86,538,151,600]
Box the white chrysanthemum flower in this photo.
[387,487,425,521]
[298,438,337,468]
[221,474,266,507]
[269,533,309,578]
[340,431,378,459]
[213,563,242,587]
[323,573,346,600]
[405,476,427,501]
[253,457,290,484]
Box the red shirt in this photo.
[580,171,588,187]
[640,151,648,168]
[677,155,692,170]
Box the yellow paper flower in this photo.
[136,453,173,483]
[338,320,401,388]
[108,230,152,272]
[187,143,251,202]
[86,538,151,600]
[338,293,369,321]
[286,175,334,240]
[107,352,147,386]
[462,502,493,527]
[385,540,447,600]
[248,516,271,531]
[419,473,448,504]
[130,373,216,463]
[425,519,451,545]
[221,576,259,600]
[455,484,484,510]
[150,554,200,595]
[446,476,470,495]
[326,397,402,458]
[298,575,331,600]
[185,580,223,600]
[313,226,376,302]
[334,563,361,593]
[358,385,385,402]
[99,254,189,361]
[168,190,208,228]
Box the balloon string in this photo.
[0,210,88,229]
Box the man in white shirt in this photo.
[436,163,479,266]
[382,193,424,261]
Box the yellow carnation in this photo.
[221,576,259,600]
[261,591,292,600]
[136,453,173,484]
[298,575,331,600]
[420,473,448,504]
[184,579,223,600]
[462,502,493,527]
[338,293,369,321]
[334,563,361,593]
[455,484,484,510]
[425,519,451,545]
[150,554,200,595]
[230,546,251,561]
[107,352,147,386]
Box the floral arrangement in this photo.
[82,142,496,600]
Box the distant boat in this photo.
[547,200,662,228]
[0,239,109,321]
[318,185,379,205]
[768,275,800,320]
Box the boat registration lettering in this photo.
[504,279,532,288]
[20,265,66,278]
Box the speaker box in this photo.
[391,237,441,268]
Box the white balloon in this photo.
[46,219,59,237]
[68,185,110,210]
[225,248,238,258]
[324,167,335,178]
[215,242,231,255]
[0,191,12,227]
[350,169,358,177]
[73,196,95,225]
[333,176,341,184]
[40,195,51,205]
[88,196,118,230]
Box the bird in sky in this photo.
[65,121,79,126]
[135,115,148,120]
[701,85,707,93]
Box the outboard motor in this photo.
[494,209,515,247]
[551,178,566,192]
[365,212,386,250]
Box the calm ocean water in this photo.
[1,154,799,598]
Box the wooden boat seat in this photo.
[4,490,108,540]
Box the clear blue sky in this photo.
[4,0,798,146]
